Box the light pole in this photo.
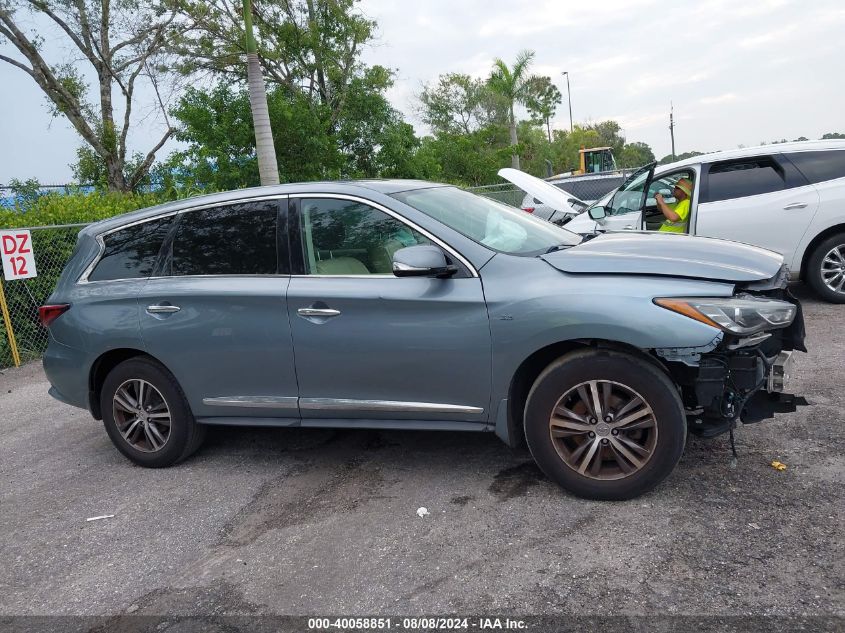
[561,71,573,133]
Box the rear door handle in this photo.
[297,308,341,318]
[783,202,808,210]
[146,304,181,314]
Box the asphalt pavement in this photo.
[0,285,842,627]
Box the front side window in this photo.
[392,186,580,255]
[704,158,785,203]
[171,202,278,276]
[88,216,173,282]
[786,150,845,184]
[299,198,430,275]
[646,171,695,206]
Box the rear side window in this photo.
[88,217,172,282]
[703,158,785,203]
[786,150,845,184]
[171,202,278,276]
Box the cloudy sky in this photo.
[1,0,843,184]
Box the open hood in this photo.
[498,168,586,213]
[541,232,784,282]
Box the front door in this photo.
[287,195,492,424]
[594,162,655,232]
[138,198,300,421]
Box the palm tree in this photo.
[243,0,279,185]
[488,50,537,170]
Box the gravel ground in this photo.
[0,285,842,627]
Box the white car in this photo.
[499,168,588,226]
[516,140,845,302]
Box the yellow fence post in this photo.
[0,276,22,367]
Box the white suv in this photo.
[549,140,845,302]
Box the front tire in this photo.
[524,349,686,500]
[807,232,845,303]
[100,357,205,467]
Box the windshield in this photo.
[392,186,582,255]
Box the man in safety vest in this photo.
[655,178,693,233]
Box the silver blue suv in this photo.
[41,179,806,500]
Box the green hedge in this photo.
[0,190,170,229]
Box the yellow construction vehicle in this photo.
[577,146,617,174]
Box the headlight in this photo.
[654,296,796,335]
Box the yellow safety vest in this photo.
[659,198,690,233]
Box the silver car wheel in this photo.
[548,380,658,481]
[821,244,845,295]
[112,379,171,453]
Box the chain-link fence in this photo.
[0,224,88,369]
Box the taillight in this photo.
[39,304,70,327]
[522,207,535,214]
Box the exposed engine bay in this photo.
[659,266,807,438]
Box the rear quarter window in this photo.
[87,217,173,282]
[785,150,845,184]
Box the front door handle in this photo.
[146,304,181,314]
[297,307,341,318]
[783,202,808,210]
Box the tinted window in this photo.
[703,158,787,203]
[300,198,430,275]
[88,217,172,282]
[171,202,277,276]
[787,150,845,184]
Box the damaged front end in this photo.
[655,266,807,438]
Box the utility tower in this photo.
[669,102,676,160]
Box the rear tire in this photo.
[100,357,205,467]
[807,232,845,303]
[524,349,686,500]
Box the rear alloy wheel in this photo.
[101,357,205,467]
[112,379,172,453]
[808,232,845,303]
[524,349,686,500]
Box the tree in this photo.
[524,76,561,142]
[659,150,703,165]
[168,0,375,128]
[419,73,506,136]
[487,49,538,170]
[617,141,655,168]
[822,132,845,140]
[242,0,279,185]
[0,1,178,191]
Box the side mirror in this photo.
[588,206,607,220]
[392,245,458,278]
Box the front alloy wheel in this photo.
[550,380,657,480]
[524,349,686,500]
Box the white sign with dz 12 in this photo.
[1,230,38,280]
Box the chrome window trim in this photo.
[203,396,298,409]
[295,193,479,278]
[77,194,290,284]
[299,398,483,415]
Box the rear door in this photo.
[286,194,491,425]
[137,197,300,422]
[695,155,819,263]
